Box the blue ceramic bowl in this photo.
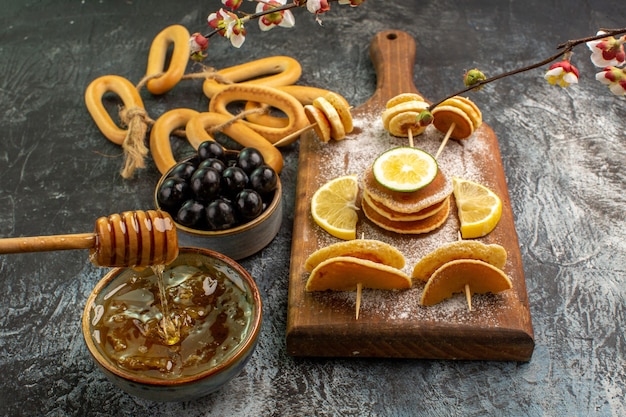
[82,247,262,402]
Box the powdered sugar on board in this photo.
[303,113,515,323]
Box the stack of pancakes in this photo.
[360,164,453,234]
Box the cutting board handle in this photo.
[366,30,420,108]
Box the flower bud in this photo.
[464,68,486,90]
[416,110,434,127]
[189,33,209,61]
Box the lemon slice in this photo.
[372,147,438,192]
[311,175,359,240]
[452,177,502,238]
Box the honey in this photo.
[88,253,255,380]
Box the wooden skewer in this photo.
[456,230,474,312]
[355,282,363,320]
[465,284,473,311]
[354,233,367,320]
[435,122,456,159]
[408,127,415,148]
[272,122,317,147]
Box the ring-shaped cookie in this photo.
[243,85,332,129]
[243,102,289,129]
[202,56,302,98]
[186,111,284,174]
[209,84,308,144]
[145,25,191,95]
[84,75,145,145]
[149,108,199,174]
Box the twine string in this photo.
[118,106,151,178]
[114,68,264,178]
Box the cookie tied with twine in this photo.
[118,106,151,178]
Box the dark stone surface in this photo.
[1,1,624,415]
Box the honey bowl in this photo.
[154,147,283,260]
[82,247,263,402]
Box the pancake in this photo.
[304,104,332,142]
[447,96,482,130]
[431,105,474,140]
[304,239,406,272]
[305,256,412,292]
[362,196,451,234]
[323,91,354,133]
[420,259,512,306]
[387,111,427,137]
[411,241,508,282]
[385,93,426,109]
[312,96,345,140]
[361,189,447,222]
[361,164,453,214]
[381,100,430,131]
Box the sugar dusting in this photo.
[303,112,516,325]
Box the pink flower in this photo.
[586,31,625,68]
[256,0,296,31]
[208,8,247,48]
[189,32,208,53]
[307,0,331,14]
[595,66,626,96]
[189,32,209,61]
[544,60,579,87]
[222,0,244,11]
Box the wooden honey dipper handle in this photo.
[0,210,179,268]
[0,233,96,253]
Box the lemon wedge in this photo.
[372,147,438,192]
[311,175,359,240]
[452,177,502,238]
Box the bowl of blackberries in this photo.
[155,141,282,260]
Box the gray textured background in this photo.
[1,1,625,416]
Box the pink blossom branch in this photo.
[428,27,626,109]
[203,0,343,39]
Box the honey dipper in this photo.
[0,210,178,268]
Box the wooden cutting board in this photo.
[285,30,534,361]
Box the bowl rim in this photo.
[81,246,263,387]
[154,153,282,237]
